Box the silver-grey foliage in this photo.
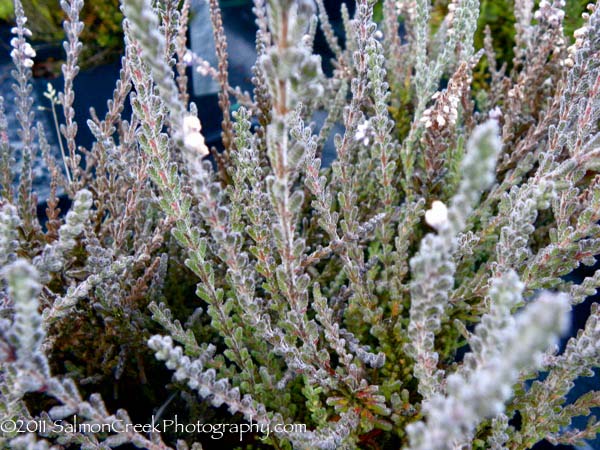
[1,0,600,448]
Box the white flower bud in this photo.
[355,121,371,145]
[182,115,209,157]
[425,201,449,229]
[488,107,503,121]
[184,132,209,157]
[573,26,588,38]
[183,115,202,135]
[23,43,36,58]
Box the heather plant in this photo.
[0,0,599,448]
[0,0,123,68]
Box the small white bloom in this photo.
[374,30,383,40]
[489,106,503,121]
[183,50,193,65]
[355,121,370,145]
[183,132,209,157]
[183,115,201,135]
[182,115,209,157]
[196,61,211,76]
[23,43,36,58]
[425,200,449,229]
[436,114,446,127]
[421,109,434,128]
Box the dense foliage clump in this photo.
[1,0,600,448]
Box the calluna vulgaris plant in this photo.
[0,0,599,448]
